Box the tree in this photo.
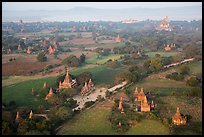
[37,52,47,62]
[47,94,63,106]
[179,65,190,75]
[186,76,200,87]
[79,53,86,63]
[49,106,73,122]
[77,72,92,85]
[62,55,80,67]
[17,120,29,135]
[64,98,78,109]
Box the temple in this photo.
[81,79,94,96]
[15,112,20,121]
[141,96,150,112]
[172,107,187,125]
[45,88,53,100]
[29,110,33,119]
[115,34,122,43]
[18,45,22,51]
[118,97,125,114]
[134,87,152,112]
[164,43,176,51]
[27,47,32,54]
[157,16,172,31]
[43,82,47,89]
[48,46,54,55]
[59,68,77,90]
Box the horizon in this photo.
[2,2,202,22]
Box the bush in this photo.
[84,101,95,108]
[186,76,200,87]
[37,52,47,62]
[166,72,184,81]
[62,55,80,67]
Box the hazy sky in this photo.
[3,2,202,11]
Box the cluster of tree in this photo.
[113,44,140,54]
[115,65,147,84]
[166,72,184,81]
[186,76,201,87]
[2,102,52,135]
[105,59,121,68]
[94,47,111,56]
[37,52,47,62]
[62,54,86,67]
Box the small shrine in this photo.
[29,110,33,119]
[81,79,94,96]
[45,88,53,100]
[172,107,187,125]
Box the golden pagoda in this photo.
[137,87,146,102]
[118,97,123,110]
[45,88,53,100]
[48,46,54,55]
[172,107,187,125]
[141,96,150,112]
[29,110,33,119]
[59,68,73,90]
[134,87,139,98]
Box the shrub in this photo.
[186,76,200,87]
[37,52,47,62]
[84,101,95,108]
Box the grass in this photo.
[86,54,123,64]
[145,51,179,58]
[126,119,170,135]
[70,65,123,85]
[2,76,57,109]
[58,106,170,135]
[57,107,118,135]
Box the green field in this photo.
[126,119,170,135]
[57,107,117,135]
[86,54,123,64]
[2,77,57,109]
[58,106,170,135]
[71,65,123,85]
[145,51,179,58]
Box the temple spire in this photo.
[43,82,47,89]
[15,112,20,121]
[29,110,33,119]
[118,97,123,110]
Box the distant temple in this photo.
[172,107,187,125]
[27,47,32,54]
[157,16,173,31]
[43,82,47,89]
[164,43,176,51]
[18,45,22,51]
[53,41,58,49]
[81,79,94,96]
[115,34,122,43]
[59,69,77,90]
[7,48,11,54]
[122,19,137,24]
[45,88,53,100]
[48,46,54,55]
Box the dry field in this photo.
[157,96,202,122]
[69,38,96,45]
[2,54,60,76]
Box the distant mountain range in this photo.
[2,6,202,22]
